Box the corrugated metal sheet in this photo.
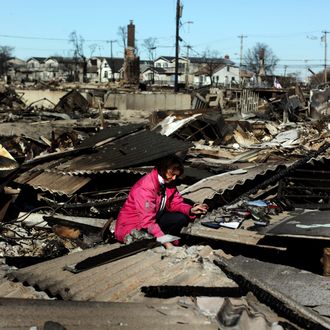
[14,129,191,195]
[8,244,236,302]
[56,130,192,174]
[60,166,153,176]
[181,164,286,204]
[0,298,217,330]
[25,171,91,196]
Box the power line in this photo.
[0,33,111,43]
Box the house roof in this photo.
[154,56,235,66]
[26,57,47,63]
[155,56,176,62]
[45,57,83,65]
[103,57,125,72]
[142,67,167,74]
[189,57,235,66]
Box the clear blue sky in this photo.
[1,0,330,78]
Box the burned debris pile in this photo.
[0,84,330,329]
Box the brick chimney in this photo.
[127,20,135,49]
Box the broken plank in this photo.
[182,223,286,250]
[43,214,109,234]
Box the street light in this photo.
[180,20,194,31]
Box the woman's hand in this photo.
[190,203,209,215]
[163,242,174,249]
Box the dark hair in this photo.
[156,154,184,178]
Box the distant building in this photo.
[24,57,46,81]
[212,63,240,87]
[6,57,26,82]
[87,57,124,83]
[44,57,84,82]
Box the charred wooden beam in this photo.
[64,239,159,273]
[141,285,242,298]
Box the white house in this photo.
[150,55,239,87]
[151,56,188,86]
[87,57,124,83]
[25,57,46,81]
[212,64,240,87]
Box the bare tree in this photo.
[243,42,279,75]
[201,49,223,85]
[89,44,98,57]
[117,25,127,50]
[0,45,14,77]
[142,37,157,60]
[68,31,87,82]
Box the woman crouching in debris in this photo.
[114,154,208,248]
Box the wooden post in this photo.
[323,247,330,276]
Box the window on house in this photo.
[156,63,161,67]
[104,71,108,78]
[163,63,168,68]
[91,59,97,66]
[227,66,230,72]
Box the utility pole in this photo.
[174,0,182,93]
[149,46,156,84]
[185,45,191,88]
[322,31,329,83]
[238,35,247,84]
[108,39,117,81]
[284,65,288,77]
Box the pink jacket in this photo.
[114,168,193,242]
